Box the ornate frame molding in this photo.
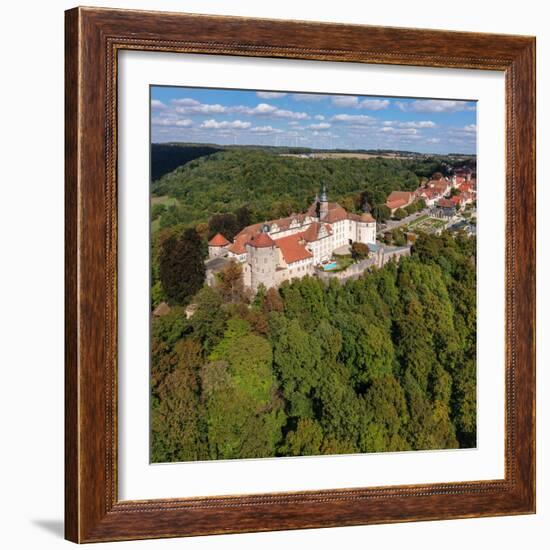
[65,7,535,542]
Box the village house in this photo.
[385,190,415,214]
[207,184,377,291]
[417,187,441,207]
[434,197,457,219]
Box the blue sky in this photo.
[151,86,477,154]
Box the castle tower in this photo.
[208,233,230,258]
[319,183,329,220]
[356,212,377,245]
[246,226,279,291]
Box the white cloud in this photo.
[383,120,436,129]
[171,98,200,106]
[396,99,475,113]
[200,119,251,129]
[359,99,390,110]
[311,130,337,137]
[380,127,418,135]
[152,117,193,128]
[447,124,477,139]
[308,122,331,130]
[256,92,287,99]
[291,93,325,102]
[427,138,441,144]
[151,99,167,110]
[173,99,227,115]
[230,103,309,119]
[250,125,283,134]
[250,103,278,115]
[330,114,376,125]
[331,96,359,108]
[272,108,309,120]
[331,97,389,110]
[314,114,325,120]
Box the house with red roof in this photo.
[417,187,441,207]
[385,191,415,214]
[434,197,457,219]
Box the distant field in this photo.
[281,152,410,160]
[151,195,180,232]
[152,195,179,207]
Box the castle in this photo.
[207,185,376,291]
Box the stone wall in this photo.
[315,245,411,283]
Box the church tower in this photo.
[319,183,329,220]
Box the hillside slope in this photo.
[152,149,422,229]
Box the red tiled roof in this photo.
[450,195,462,206]
[387,191,413,203]
[275,233,313,264]
[437,198,455,208]
[323,206,348,223]
[234,213,312,243]
[360,212,375,223]
[420,188,439,199]
[386,198,408,210]
[458,182,473,193]
[227,233,249,255]
[247,232,276,248]
[301,222,332,242]
[208,233,230,246]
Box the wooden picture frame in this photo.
[65,6,536,543]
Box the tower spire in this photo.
[318,183,329,220]
[320,183,328,202]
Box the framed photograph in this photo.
[65,7,536,543]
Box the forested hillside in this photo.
[151,143,223,181]
[151,231,476,462]
[151,149,423,230]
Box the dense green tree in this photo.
[204,319,285,459]
[358,374,410,452]
[372,203,391,222]
[208,213,240,241]
[334,312,394,386]
[351,241,370,260]
[393,207,407,220]
[272,317,322,418]
[216,260,247,303]
[452,357,477,447]
[235,205,253,231]
[151,337,208,462]
[190,286,227,353]
[280,418,324,457]
[316,361,361,450]
[159,228,205,305]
